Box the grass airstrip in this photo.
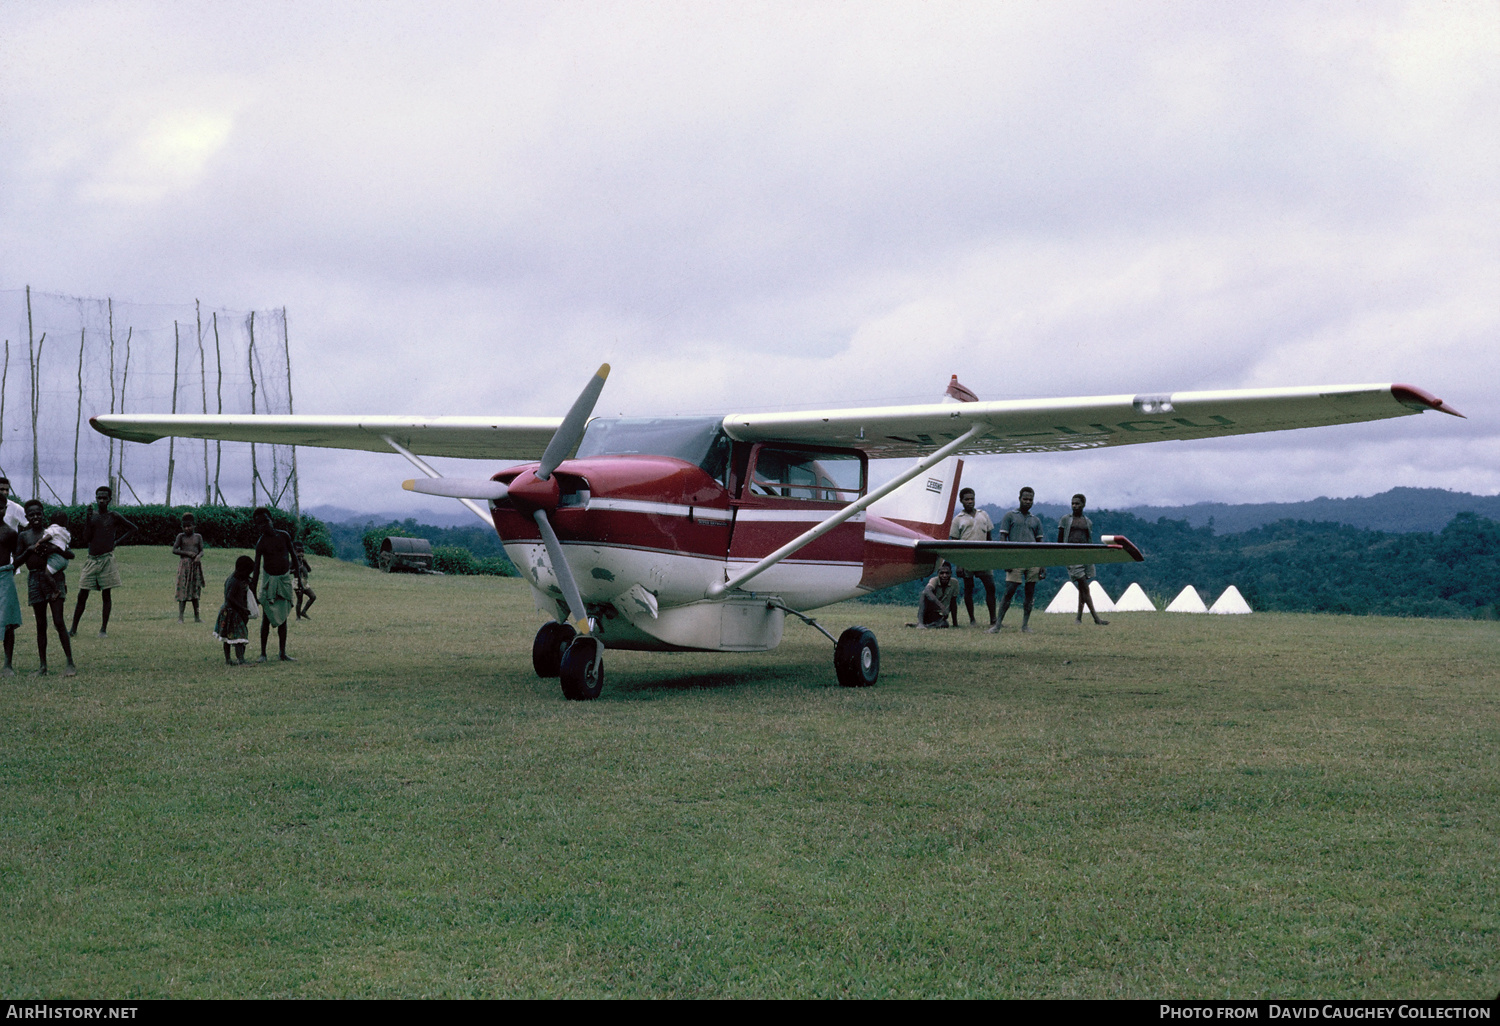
[1,548,1496,998]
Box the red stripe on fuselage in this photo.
[488,455,940,591]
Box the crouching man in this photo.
[908,561,961,629]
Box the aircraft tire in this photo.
[834,626,879,688]
[559,636,606,701]
[532,621,576,678]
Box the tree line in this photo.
[864,511,1500,620]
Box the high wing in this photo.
[89,414,562,461]
[90,383,1460,463]
[916,536,1145,571]
[721,384,1462,459]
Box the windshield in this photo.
[574,416,732,482]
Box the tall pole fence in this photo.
[0,287,298,521]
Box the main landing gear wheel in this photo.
[532,621,577,678]
[834,626,879,688]
[559,636,606,701]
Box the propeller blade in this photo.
[402,478,509,500]
[533,509,590,633]
[536,363,610,481]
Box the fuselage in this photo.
[489,441,943,652]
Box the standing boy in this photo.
[988,486,1046,634]
[949,487,996,627]
[70,486,137,639]
[251,508,297,662]
[1057,493,1109,626]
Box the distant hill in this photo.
[992,487,1500,536]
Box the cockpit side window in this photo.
[746,447,864,502]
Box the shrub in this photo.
[37,504,335,556]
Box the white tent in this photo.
[1209,585,1252,614]
[1166,586,1208,612]
[1045,581,1115,613]
[1113,583,1157,611]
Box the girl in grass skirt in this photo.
[213,556,255,665]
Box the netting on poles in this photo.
[0,287,299,513]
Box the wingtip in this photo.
[1102,535,1145,562]
[1392,384,1465,418]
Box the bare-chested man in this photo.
[70,486,137,639]
[251,507,297,662]
[1057,493,1109,626]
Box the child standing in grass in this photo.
[172,513,205,623]
[214,556,255,666]
[40,513,72,578]
[293,540,316,620]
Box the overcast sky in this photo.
[2,0,1495,517]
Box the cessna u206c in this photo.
[92,370,1461,699]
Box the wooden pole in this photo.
[247,311,258,508]
[167,321,180,506]
[0,338,8,481]
[212,311,223,505]
[30,331,45,502]
[117,330,131,492]
[197,301,209,505]
[26,286,38,499]
[283,307,301,526]
[107,298,116,492]
[72,327,84,505]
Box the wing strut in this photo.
[381,434,495,528]
[707,423,989,599]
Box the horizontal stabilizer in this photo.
[916,535,1144,571]
[402,478,510,500]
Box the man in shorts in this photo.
[949,487,996,627]
[1057,492,1109,626]
[70,486,138,639]
[988,486,1046,634]
[251,507,297,662]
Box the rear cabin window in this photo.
[748,448,863,502]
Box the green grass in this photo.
[2,548,1496,998]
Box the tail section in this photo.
[867,375,975,540]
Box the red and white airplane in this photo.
[93,373,1461,699]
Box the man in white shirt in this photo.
[0,478,26,533]
[949,487,996,627]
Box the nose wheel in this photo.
[532,621,577,678]
[834,626,879,687]
[560,635,606,700]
